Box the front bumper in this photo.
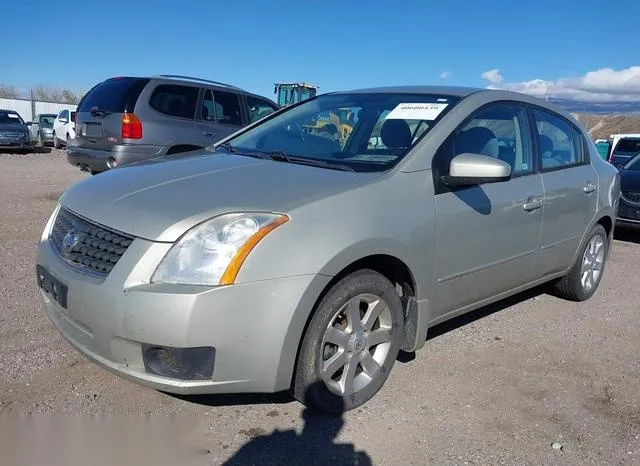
[617,199,640,226]
[36,216,329,395]
[0,137,32,149]
[40,132,54,143]
[67,144,166,172]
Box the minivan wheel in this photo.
[552,224,608,302]
[292,269,403,414]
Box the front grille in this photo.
[49,207,133,276]
[0,132,26,141]
[621,191,640,205]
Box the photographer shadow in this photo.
[222,382,372,466]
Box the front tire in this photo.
[552,224,608,301]
[53,132,60,149]
[292,270,404,414]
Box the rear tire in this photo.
[292,269,403,414]
[551,224,608,301]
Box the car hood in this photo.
[0,123,27,132]
[60,152,381,242]
[620,169,640,191]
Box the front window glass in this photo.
[623,153,640,171]
[215,93,460,172]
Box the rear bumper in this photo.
[67,144,166,172]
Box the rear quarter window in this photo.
[78,77,149,113]
[149,84,199,119]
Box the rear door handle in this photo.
[583,181,596,194]
[203,131,216,137]
[523,197,543,212]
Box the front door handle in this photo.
[203,131,216,137]
[583,181,596,194]
[523,197,543,212]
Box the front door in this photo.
[529,107,598,276]
[195,88,244,147]
[432,102,544,318]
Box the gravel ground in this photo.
[1,149,639,465]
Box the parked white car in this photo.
[53,109,76,149]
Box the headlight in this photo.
[151,212,288,286]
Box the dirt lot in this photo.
[1,149,639,465]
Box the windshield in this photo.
[214,92,460,172]
[0,111,25,125]
[622,152,640,171]
[39,115,56,127]
[614,138,640,154]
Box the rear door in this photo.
[75,77,150,151]
[530,106,598,277]
[194,88,245,147]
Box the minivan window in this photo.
[59,110,68,120]
[78,77,149,113]
[149,84,199,119]
[531,108,583,170]
[218,93,460,172]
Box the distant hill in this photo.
[572,113,640,140]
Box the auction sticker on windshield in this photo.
[386,103,448,121]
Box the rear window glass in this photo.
[78,77,149,113]
[614,138,640,153]
[149,84,199,119]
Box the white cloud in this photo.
[481,68,503,85]
[439,71,451,80]
[482,66,640,102]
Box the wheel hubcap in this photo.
[580,234,605,291]
[319,293,393,397]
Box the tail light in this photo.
[121,112,142,139]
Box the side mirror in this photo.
[441,153,511,187]
[59,118,68,123]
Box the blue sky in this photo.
[4,0,640,103]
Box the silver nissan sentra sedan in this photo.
[36,86,620,413]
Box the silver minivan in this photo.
[38,86,620,414]
[67,75,279,174]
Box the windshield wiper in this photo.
[89,107,112,117]
[282,155,356,172]
[229,148,355,172]
[267,150,290,162]
[216,142,237,153]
